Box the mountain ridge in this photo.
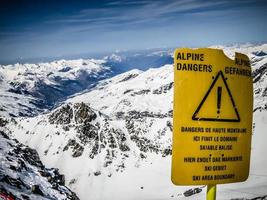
[1,43,267,199]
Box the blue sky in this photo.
[0,0,267,63]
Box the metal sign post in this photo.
[207,185,216,200]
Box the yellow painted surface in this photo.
[207,185,216,200]
[171,48,253,185]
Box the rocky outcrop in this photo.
[118,73,139,83]
[0,131,79,200]
[74,103,97,124]
[153,82,173,94]
[253,63,267,83]
[47,103,132,163]
[63,139,84,158]
[49,104,73,125]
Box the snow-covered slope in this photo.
[69,66,173,117]
[0,128,79,200]
[6,100,172,199]
[2,43,267,200]
[0,49,174,118]
[0,59,111,117]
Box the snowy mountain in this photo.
[0,49,173,118]
[6,100,172,199]
[103,49,173,73]
[0,59,111,117]
[0,127,79,200]
[1,43,267,200]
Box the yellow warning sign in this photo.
[171,48,253,185]
[192,70,240,122]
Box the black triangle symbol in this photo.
[192,71,240,122]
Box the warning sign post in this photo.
[171,48,253,186]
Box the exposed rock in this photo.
[0,175,28,190]
[115,111,125,119]
[127,110,170,119]
[12,145,43,169]
[0,131,79,200]
[0,118,8,127]
[166,120,173,132]
[153,82,173,94]
[131,89,151,96]
[31,185,44,196]
[130,135,159,153]
[252,63,267,83]
[162,147,172,157]
[49,104,73,124]
[74,103,97,124]
[114,129,130,152]
[76,123,99,144]
[63,139,84,158]
[118,73,139,82]
[123,89,133,94]
[94,171,101,176]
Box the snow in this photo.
[0,59,108,85]
[104,54,124,62]
[0,132,78,200]
[2,43,267,200]
[210,43,267,60]
[68,65,173,116]
[0,58,111,117]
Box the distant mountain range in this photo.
[0,49,174,118]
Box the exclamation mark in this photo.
[217,86,222,115]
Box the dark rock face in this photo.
[253,51,267,56]
[115,111,125,119]
[63,139,84,158]
[131,89,151,96]
[48,103,131,163]
[49,103,97,126]
[94,171,101,176]
[74,103,97,124]
[125,113,171,157]
[253,63,267,83]
[118,73,139,83]
[153,82,174,94]
[126,110,172,119]
[0,131,80,200]
[12,145,44,169]
[162,147,172,157]
[121,81,173,97]
[0,118,8,127]
[252,62,267,112]
[115,130,130,152]
[76,123,99,144]
[166,120,173,132]
[130,135,159,153]
[123,89,133,94]
[49,104,73,125]
[0,175,28,190]
[31,185,44,196]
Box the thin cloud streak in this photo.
[46,0,235,29]
[0,0,266,62]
